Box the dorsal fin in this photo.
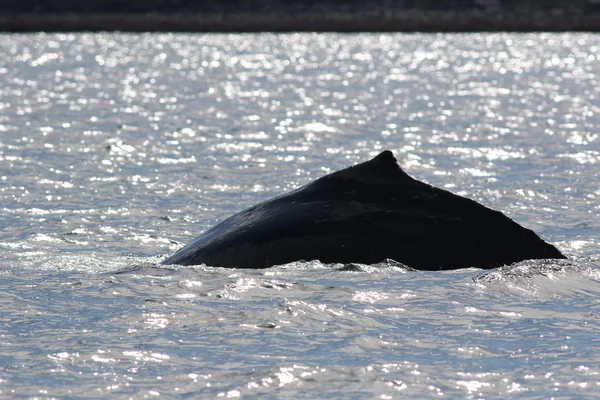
[371,150,399,168]
[327,150,413,184]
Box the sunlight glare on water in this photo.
[0,33,599,398]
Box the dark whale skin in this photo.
[161,150,566,270]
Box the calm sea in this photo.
[1,33,599,398]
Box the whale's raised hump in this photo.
[325,149,413,184]
[161,150,566,270]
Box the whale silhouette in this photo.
[162,150,565,270]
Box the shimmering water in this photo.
[1,33,599,398]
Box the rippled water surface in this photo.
[1,33,599,398]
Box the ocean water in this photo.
[1,32,599,398]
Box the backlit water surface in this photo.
[1,33,599,398]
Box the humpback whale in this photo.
[162,150,565,270]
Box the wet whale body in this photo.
[162,150,565,270]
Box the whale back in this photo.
[162,151,565,270]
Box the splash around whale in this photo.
[161,150,565,270]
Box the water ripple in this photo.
[0,32,599,398]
